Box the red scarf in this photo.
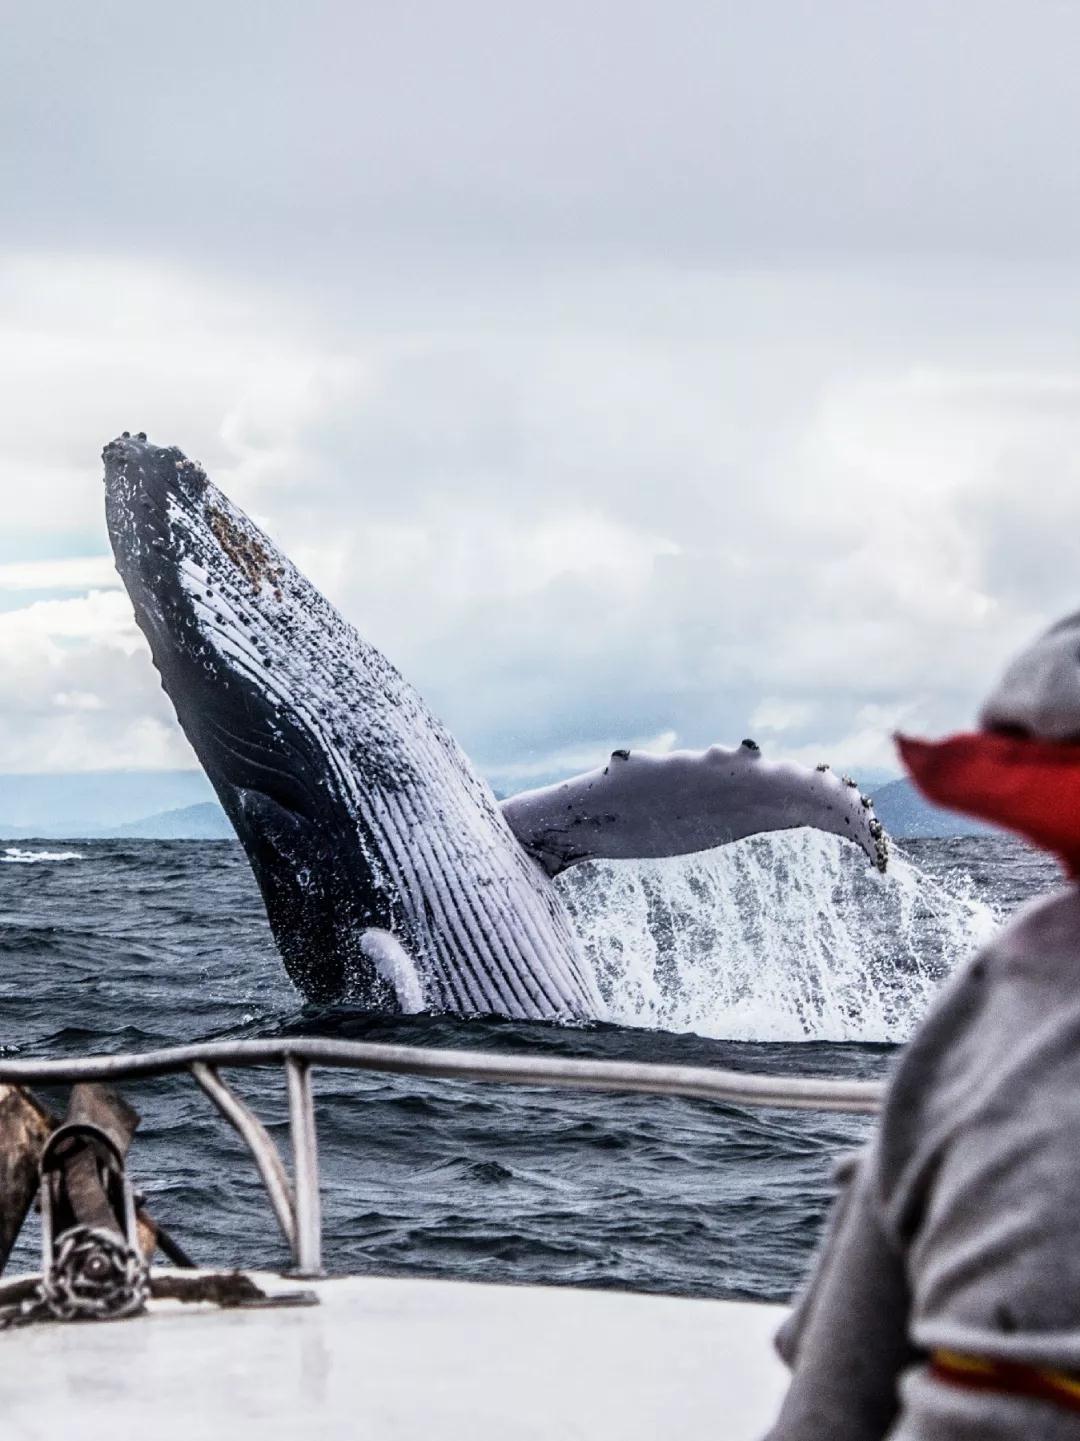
[897,732,1080,875]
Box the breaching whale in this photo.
[103,433,888,1019]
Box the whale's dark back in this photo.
[103,435,602,1017]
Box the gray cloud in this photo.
[5,2,1080,273]
[1,3,1079,787]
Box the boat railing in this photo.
[0,1038,884,1277]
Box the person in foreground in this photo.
[766,607,1080,1440]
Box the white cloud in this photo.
[52,691,105,712]
[0,592,142,651]
[1,254,1080,782]
[482,731,678,791]
[766,705,927,777]
[0,587,195,773]
[0,557,120,591]
[749,699,819,735]
[4,1,1080,792]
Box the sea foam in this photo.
[557,830,995,1043]
[2,848,85,864]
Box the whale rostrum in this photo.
[103,434,888,1020]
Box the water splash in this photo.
[2,848,85,865]
[557,831,997,1043]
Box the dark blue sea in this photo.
[0,834,1057,1301]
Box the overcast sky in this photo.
[3,0,1080,789]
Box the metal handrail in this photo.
[0,1038,885,1276]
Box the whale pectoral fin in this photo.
[500,741,888,876]
[357,930,426,1014]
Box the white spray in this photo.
[557,831,996,1043]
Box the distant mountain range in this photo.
[0,770,216,836]
[0,801,235,841]
[868,778,995,839]
[114,802,236,840]
[0,771,997,842]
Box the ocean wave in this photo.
[2,847,85,864]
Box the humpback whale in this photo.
[103,433,888,1019]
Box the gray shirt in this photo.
[767,886,1080,1440]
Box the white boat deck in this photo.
[0,1270,788,1440]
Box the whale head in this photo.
[103,432,403,1003]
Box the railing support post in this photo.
[285,1057,322,1276]
[190,1062,297,1258]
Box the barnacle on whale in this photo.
[205,504,285,597]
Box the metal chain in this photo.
[39,1226,148,1322]
[0,1293,53,1330]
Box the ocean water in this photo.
[0,833,1059,1301]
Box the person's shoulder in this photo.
[874,887,1080,1212]
[900,887,1080,1017]
[989,886,1080,976]
[889,886,1078,1073]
